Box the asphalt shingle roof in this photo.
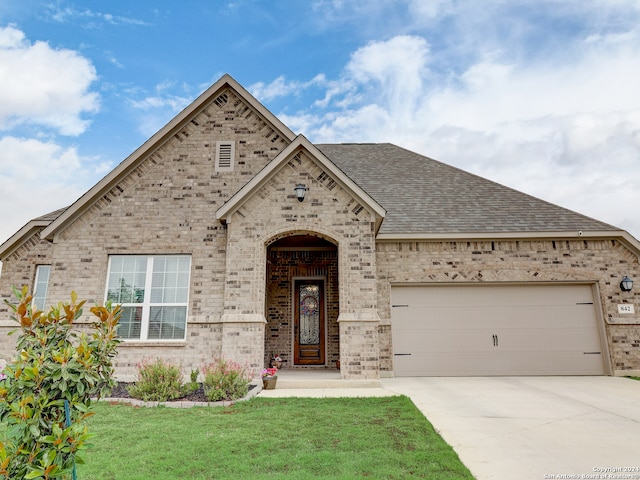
[316,143,618,235]
[33,207,68,223]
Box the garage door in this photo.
[391,284,606,376]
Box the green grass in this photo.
[75,396,473,479]
[627,376,640,381]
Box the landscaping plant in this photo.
[127,358,185,402]
[0,286,121,480]
[202,357,251,402]
[185,368,200,394]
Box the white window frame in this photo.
[105,255,191,341]
[33,265,51,311]
[215,141,235,172]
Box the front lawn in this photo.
[77,396,473,479]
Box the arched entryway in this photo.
[264,233,339,369]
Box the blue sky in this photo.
[1,0,640,246]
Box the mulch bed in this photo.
[106,382,254,403]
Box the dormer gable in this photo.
[215,135,386,233]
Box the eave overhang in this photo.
[0,219,51,261]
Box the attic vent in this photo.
[215,141,235,172]
[352,204,364,215]
[213,92,228,108]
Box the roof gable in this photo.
[40,74,296,241]
[215,135,386,229]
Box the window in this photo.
[106,255,191,341]
[33,265,51,311]
[215,141,235,172]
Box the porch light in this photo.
[620,276,634,292]
[294,184,307,202]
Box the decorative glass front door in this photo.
[294,279,325,365]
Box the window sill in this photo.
[118,341,187,347]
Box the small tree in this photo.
[0,286,121,479]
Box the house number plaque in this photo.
[618,304,635,314]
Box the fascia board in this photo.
[41,74,296,240]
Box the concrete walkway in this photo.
[259,373,640,479]
[257,369,396,398]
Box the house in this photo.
[1,74,639,380]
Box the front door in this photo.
[294,279,325,365]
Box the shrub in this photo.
[0,286,121,480]
[127,359,184,401]
[185,368,200,393]
[202,358,251,402]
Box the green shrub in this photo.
[127,359,184,401]
[0,286,121,480]
[185,368,200,393]
[202,358,251,402]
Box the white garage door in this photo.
[391,284,606,376]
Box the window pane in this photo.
[33,265,51,311]
[107,256,147,303]
[105,255,190,341]
[150,255,190,303]
[148,306,186,340]
[299,284,320,345]
[116,307,142,339]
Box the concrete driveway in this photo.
[381,376,640,480]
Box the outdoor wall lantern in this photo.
[294,184,307,202]
[620,276,634,292]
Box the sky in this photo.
[1,0,640,248]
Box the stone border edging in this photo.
[95,380,263,408]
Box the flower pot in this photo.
[262,376,277,390]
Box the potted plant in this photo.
[261,367,278,390]
[270,354,283,369]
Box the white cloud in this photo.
[44,4,149,27]
[407,0,453,19]
[249,74,327,102]
[127,82,193,137]
[0,137,98,244]
[0,25,99,136]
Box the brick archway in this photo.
[264,233,339,369]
